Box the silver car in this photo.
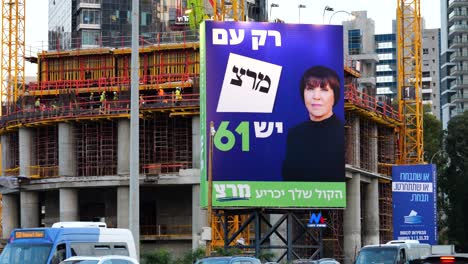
[59,255,139,264]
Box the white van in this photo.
[354,240,431,264]
[0,222,137,264]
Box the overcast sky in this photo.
[24,0,442,76]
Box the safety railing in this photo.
[142,162,192,175]
[344,84,399,120]
[28,166,59,179]
[0,93,200,129]
[140,224,192,239]
[48,30,200,51]
[27,74,195,93]
[4,167,19,177]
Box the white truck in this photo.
[354,240,431,264]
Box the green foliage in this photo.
[257,251,276,262]
[423,112,443,163]
[443,111,468,251]
[142,249,172,264]
[173,248,206,264]
[211,247,242,256]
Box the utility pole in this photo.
[130,0,140,259]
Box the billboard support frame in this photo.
[214,209,323,262]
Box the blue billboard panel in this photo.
[392,164,437,244]
[200,21,345,208]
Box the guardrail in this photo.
[0,93,200,129]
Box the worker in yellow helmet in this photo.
[100,91,106,113]
[175,87,182,106]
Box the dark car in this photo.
[195,256,261,264]
[410,254,468,264]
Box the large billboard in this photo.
[392,164,438,244]
[200,21,345,208]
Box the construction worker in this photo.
[51,100,58,115]
[89,92,95,109]
[175,87,182,106]
[158,88,167,104]
[139,95,145,107]
[100,91,106,113]
[35,98,41,110]
[112,91,119,110]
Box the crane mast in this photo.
[397,0,424,164]
[1,0,25,116]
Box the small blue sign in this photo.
[392,164,437,244]
[307,212,327,228]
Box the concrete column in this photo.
[117,186,129,228]
[363,178,380,245]
[60,188,78,221]
[370,124,378,172]
[192,184,207,249]
[19,128,34,177]
[44,191,60,227]
[1,134,11,175]
[343,173,361,264]
[117,119,130,176]
[20,191,40,228]
[59,123,76,177]
[192,116,200,169]
[349,116,360,167]
[2,194,19,238]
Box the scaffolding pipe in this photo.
[129,0,140,259]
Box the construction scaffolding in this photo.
[140,113,193,175]
[2,132,19,176]
[344,67,399,248]
[32,125,58,178]
[379,181,393,243]
[75,121,118,177]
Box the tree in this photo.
[423,111,449,243]
[443,111,468,251]
[423,112,443,163]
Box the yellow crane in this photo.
[397,0,424,164]
[1,0,25,115]
[0,0,25,236]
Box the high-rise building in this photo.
[422,29,441,119]
[48,0,195,50]
[440,0,467,129]
[375,29,440,119]
[343,11,379,97]
[375,33,397,100]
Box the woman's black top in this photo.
[282,114,344,182]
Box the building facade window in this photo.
[80,9,101,24]
[348,29,361,55]
[82,30,100,45]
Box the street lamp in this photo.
[430,149,446,164]
[322,5,334,24]
[298,4,306,23]
[328,10,356,24]
[270,3,279,21]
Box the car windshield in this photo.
[355,247,398,264]
[61,261,99,264]
[0,243,52,264]
[197,258,231,264]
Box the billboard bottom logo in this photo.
[307,213,327,228]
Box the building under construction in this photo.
[0,31,399,263]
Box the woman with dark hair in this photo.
[282,65,344,182]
